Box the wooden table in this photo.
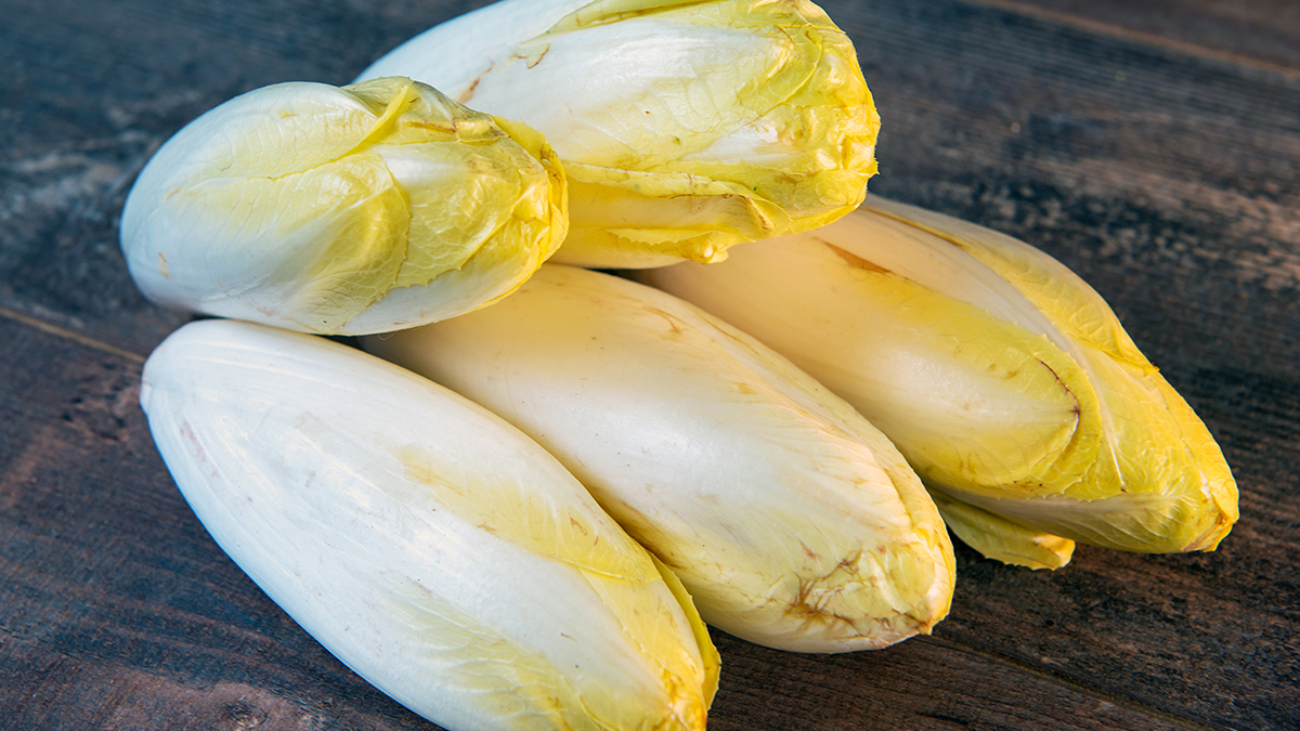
[2,1,1296,728]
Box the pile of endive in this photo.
[121,1,1239,729]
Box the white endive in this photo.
[641,195,1239,569]
[121,76,566,335]
[366,265,955,653]
[357,0,879,268]
[140,319,717,731]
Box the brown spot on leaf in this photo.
[456,70,489,105]
[524,43,550,69]
[644,306,688,335]
[823,240,891,274]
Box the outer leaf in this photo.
[121,77,567,335]
[357,0,878,267]
[366,265,955,652]
[929,490,1074,571]
[641,195,1239,563]
[140,319,714,731]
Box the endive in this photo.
[357,0,879,268]
[121,76,566,335]
[366,265,955,652]
[641,195,1239,569]
[140,319,717,731]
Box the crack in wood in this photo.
[1,305,146,363]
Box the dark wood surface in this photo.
[2,1,1296,729]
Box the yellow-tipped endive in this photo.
[140,319,717,731]
[121,77,566,335]
[641,195,1239,569]
[366,265,955,652]
[357,0,879,268]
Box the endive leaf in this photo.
[929,490,1074,571]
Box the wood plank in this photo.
[709,633,1198,731]
[970,0,1300,74]
[1,0,1297,729]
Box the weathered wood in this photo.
[709,632,1200,731]
[1,0,1297,729]
[980,0,1300,73]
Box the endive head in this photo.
[366,264,954,652]
[141,319,716,731]
[120,76,567,335]
[357,0,879,267]
[642,195,1238,559]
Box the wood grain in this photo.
[1,0,1296,729]
[975,0,1300,74]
